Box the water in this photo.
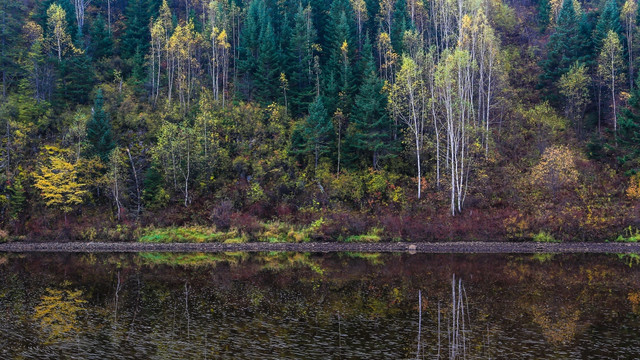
[1,252,640,359]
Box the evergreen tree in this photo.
[540,0,581,101]
[538,0,551,32]
[89,14,112,60]
[8,177,26,220]
[238,0,265,100]
[593,0,622,51]
[86,89,115,162]
[287,3,317,116]
[390,0,409,53]
[122,0,154,60]
[347,35,393,168]
[255,17,280,103]
[57,51,95,105]
[0,0,25,98]
[300,96,334,171]
[618,77,640,172]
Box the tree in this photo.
[348,36,393,169]
[0,0,25,98]
[622,0,637,89]
[298,96,333,171]
[152,121,202,207]
[593,0,621,52]
[618,78,640,173]
[558,62,590,136]
[89,14,112,60]
[122,0,153,60]
[598,30,624,136]
[33,155,87,224]
[530,145,579,194]
[287,3,317,116]
[391,55,425,199]
[540,0,581,99]
[538,0,551,32]
[86,89,115,162]
[46,3,77,62]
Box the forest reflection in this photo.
[1,252,640,359]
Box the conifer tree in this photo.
[255,18,279,103]
[89,14,112,60]
[86,89,115,162]
[540,0,581,100]
[538,0,551,32]
[618,77,640,172]
[302,96,334,171]
[593,0,622,51]
[348,35,393,168]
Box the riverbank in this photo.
[2,241,640,253]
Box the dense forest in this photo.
[1,0,640,241]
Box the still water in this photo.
[1,252,640,359]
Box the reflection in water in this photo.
[1,252,640,359]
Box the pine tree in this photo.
[347,35,393,168]
[86,89,115,162]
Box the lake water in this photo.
[1,252,640,359]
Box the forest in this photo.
[1,0,640,242]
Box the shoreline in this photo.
[1,241,640,253]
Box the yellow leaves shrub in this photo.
[530,145,579,192]
[626,174,640,199]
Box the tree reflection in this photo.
[33,281,87,343]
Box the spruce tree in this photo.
[302,96,334,171]
[57,52,95,105]
[593,0,622,51]
[347,35,393,169]
[89,14,112,60]
[287,3,317,117]
[618,77,640,173]
[122,0,154,60]
[87,89,115,162]
[538,0,551,32]
[255,18,280,103]
[540,0,581,101]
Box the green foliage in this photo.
[347,35,395,169]
[533,231,560,242]
[540,0,586,100]
[618,77,640,173]
[86,89,115,162]
[8,177,26,220]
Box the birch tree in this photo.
[598,30,624,136]
[391,55,426,199]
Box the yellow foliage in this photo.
[530,145,579,192]
[33,156,87,213]
[626,174,640,199]
[33,283,87,343]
